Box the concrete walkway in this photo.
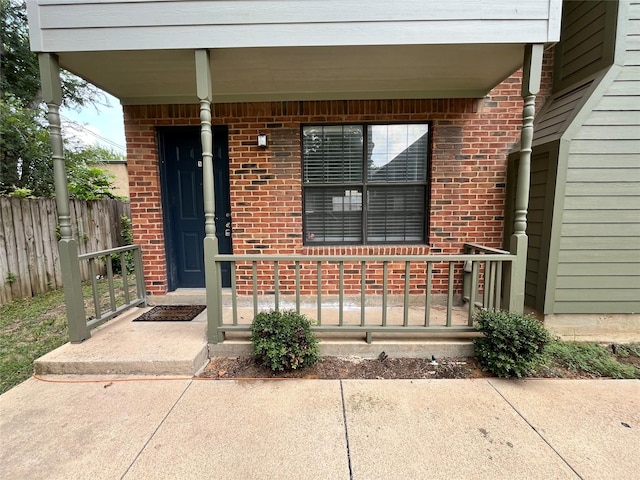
[1,376,638,479]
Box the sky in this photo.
[60,91,126,155]
[369,124,429,168]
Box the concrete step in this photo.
[34,308,209,376]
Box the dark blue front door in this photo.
[159,127,232,289]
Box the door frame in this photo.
[157,126,232,291]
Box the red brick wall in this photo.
[124,51,553,297]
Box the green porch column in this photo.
[196,49,224,344]
[507,44,544,313]
[39,53,89,343]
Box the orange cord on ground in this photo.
[32,373,303,384]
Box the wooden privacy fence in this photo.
[0,197,131,305]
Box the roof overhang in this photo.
[27,0,562,105]
[57,44,532,105]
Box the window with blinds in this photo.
[302,123,430,245]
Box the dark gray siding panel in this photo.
[506,144,559,312]
[554,0,617,91]
[532,81,594,146]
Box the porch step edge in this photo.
[209,340,475,359]
[34,345,209,377]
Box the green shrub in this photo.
[545,340,640,379]
[474,310,551,378]
[251,310,319,371]
[111,215,135,274]
[7,187,35,199]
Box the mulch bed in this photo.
[201,356,492,380]
[200,350,640,380]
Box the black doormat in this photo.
[133,305,206,322]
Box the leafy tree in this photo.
[0,95,51,194]
[1,0,104,109]
[66,146,123,200]
[0,95,125,198]
[1,0,118,199]
[0,0,40,108]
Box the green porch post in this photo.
[39,53,89,343]
[196,49,224,344]
[507,44,544,313]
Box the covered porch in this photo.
[26,0,562,350]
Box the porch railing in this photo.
[78,245,147,330]
[208,246,516,343]
[462,243,513,311]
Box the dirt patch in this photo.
[617,355,640,369]
[202,356,492,380]
[201,347,640,380]
[612,344,640,369]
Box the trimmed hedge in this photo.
[251,310,319,371]
[474,310,551,378]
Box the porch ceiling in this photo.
[58,43,526,105]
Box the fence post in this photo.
[462,245,472,303]
[134,247,147,306]
[204,239,223,343]
[40,53,90,342]
[507,235,528,314]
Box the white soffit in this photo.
[59,44,525,104]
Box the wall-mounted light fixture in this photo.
[257,133,268,148]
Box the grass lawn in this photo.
[0,277,136,394]
[0,289,69,394]
[542,340,640,379]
